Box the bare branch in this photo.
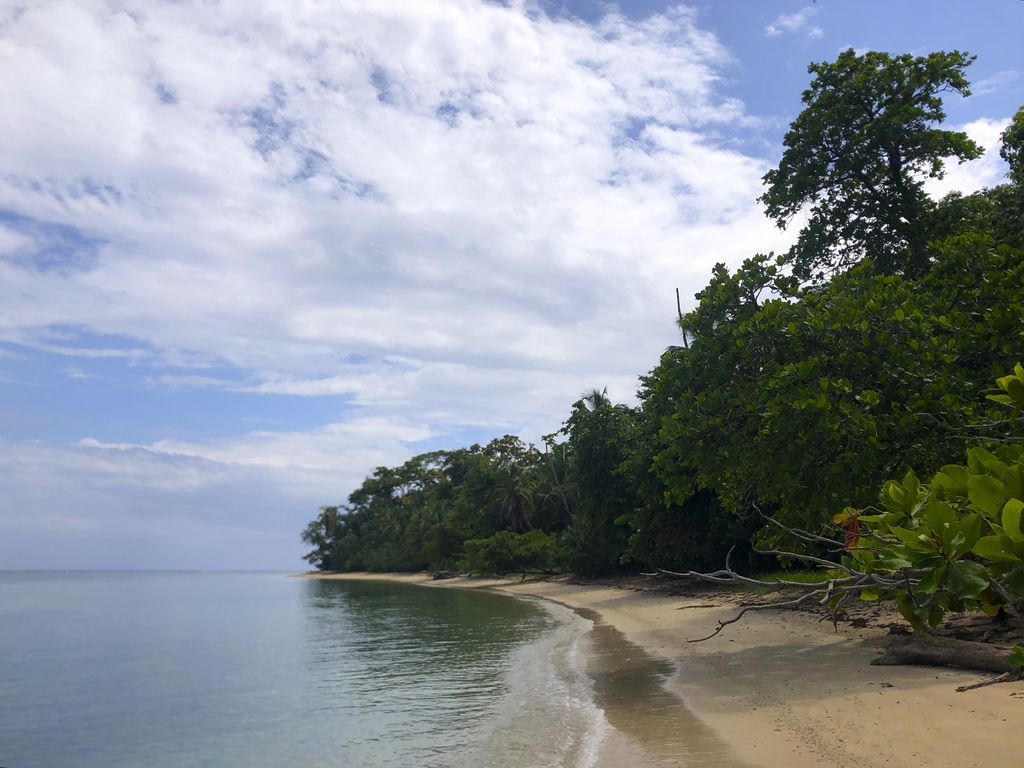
[687,592,822,642]
[751,546,856,574]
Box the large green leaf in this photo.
[1001,498,1024,542]
[932,464,969,495]
[967,474,1006,517]
[951,513,983,557]
[888,526,933,552]
[916,564,945,595]
[945,560,989,599]
[972,535,1020,564]
[923,498,956,534]
[895,593,927,631]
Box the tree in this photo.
[761,49,982,282]
[1001,105,1024,185]
[301,506,342,569]
[561,391,639,575]
[495,461,534,533]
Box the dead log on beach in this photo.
[873,632,1015,673]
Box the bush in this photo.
[458,530,563,575]
[845,365,1024,629]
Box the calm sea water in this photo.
[0,572,604,768]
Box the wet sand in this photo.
[302,572,1024,768]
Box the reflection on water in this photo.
[298,579,558,767]
[0,573,562,768]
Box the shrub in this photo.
[458,530,563,575]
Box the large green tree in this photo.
[1002,105,1024,185]
[761,49,982,282]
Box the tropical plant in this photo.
[842,365,1024,629]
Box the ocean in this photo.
[0,572,742,768]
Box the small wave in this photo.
[463,597,608,768]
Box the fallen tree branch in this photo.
[686,591,823,642]
[646,512,1022,675]
[955,672,1021,692]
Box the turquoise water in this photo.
[0,573,602,768]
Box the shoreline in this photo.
[301,571,1024,768]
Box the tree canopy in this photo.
[301,49,1024,642]
[760,49,982,282]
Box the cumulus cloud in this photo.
[925,117,1012,199]
[0,3,785,458]
[0,3,721,564]
[764,7,823,40]
[4,1,999,567]
[0,1,777,382]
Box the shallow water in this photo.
[0,572,602,768]
[578,608,751,768]
[0,572,745,768]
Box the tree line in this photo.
[303,49,1024,591]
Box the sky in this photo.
[1,0,1021,570]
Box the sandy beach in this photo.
[303,572,1024,768]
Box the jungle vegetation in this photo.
[302,49,1024,633]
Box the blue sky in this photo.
[0,0,1020,569]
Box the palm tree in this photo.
[496,462,534,533]
[581,386,610,411]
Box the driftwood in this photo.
[873,633,1014,673]
[875,634,1024,691]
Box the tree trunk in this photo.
[872,633,1015,673]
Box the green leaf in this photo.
[916,565,945,595]
[967,474,1006,517]
[945,560,990,599]
[1009,646,1024,672]
[987,393,1013,405]
[889,526,933,551]
[952,514,983,557]
[872,555,914,571]
[923,498,956,532]
[902,470,920,504]
[1001,498,1024,542]
[895,594,926,631]
[932,464,969,494]
[967,447,999,475]
[972,535,1021,563]
[1006,377,1024,404]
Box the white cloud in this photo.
[972,69,1022,97]
[0,0,801,566]
[0,435,385,568]
[0,6,788,387]
[925,117,1012,199]
[765,7,823,40]
[0,223,31,254]
[0,440,314,568]
[0,1,1013,568]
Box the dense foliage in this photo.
[760,49,982,281]
[303,48,1024,630]
[841,366,1024,629]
